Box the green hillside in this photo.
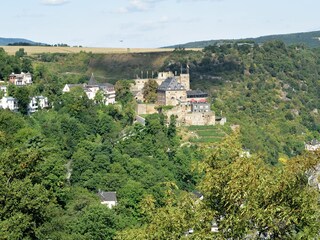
[27,42,320,164]
[167,30,320,48]
[1,42,320,239]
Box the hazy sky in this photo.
[1,0,319,48]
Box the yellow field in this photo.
[2,46,201,55]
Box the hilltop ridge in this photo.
[165,30,320,48]
[0,37,46,46]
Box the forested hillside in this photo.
[158,42,320,164]
[0,48,202,238]
[166,30,320,48]
[0,42,320,239]
[10,42,320,162]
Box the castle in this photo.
[131,71,223,126]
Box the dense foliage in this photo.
[1,43,320,239]
[0,48,201,238]
[117,133,320,239]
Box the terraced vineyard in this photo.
[187,125,229,143]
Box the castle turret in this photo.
[178,73,190,90]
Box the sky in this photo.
[1,0,320,48]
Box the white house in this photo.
[0,86,7,96]
[98,190,117,209]
[62,84,84,93]
[62,74,116,105]
[9,72,32,86]
[28,96,49,114]
[305,139,320,151]
[0,96,18,111]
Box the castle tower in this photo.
[179,73,190,90]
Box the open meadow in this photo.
[2,46,201,55]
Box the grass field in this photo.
[187,125,228,143]
[2,46,201,55]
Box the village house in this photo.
[28,96,49,114]
[0,96,18,111]
[305,139,320,151]
[62,74,116,105]
[62,84,84,93]
[97,190,117,209]
[9,72,32,86]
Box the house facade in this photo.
[98,190,117,209]
[62,74,116,105]
[9,72,32,86]
[28,96,49,114]
[0,96,18,111]
[305,139,320,151]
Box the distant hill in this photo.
[166,30,320,48]
[0,37,46,46]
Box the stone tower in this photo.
[179,73,190,90]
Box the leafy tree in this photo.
[15,48,26,58]
[10,86,30,114]
[197,133,320,239]
[115,80,134,105]
[69,205,117,240]
[21,58,33,73]
[116,133,320,239]
[167,114,177,139]
[94,89,105,104]
[143,79,158,103]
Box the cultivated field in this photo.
[187,125,228,143]
[2,46,201,55]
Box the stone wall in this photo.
[136,104,157,115]
[163,105,215,126]
[165,90,187,106]
[131,79,149,92]
[184,112,215,126]
[164,105,188,126]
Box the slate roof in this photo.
[157,77,185,91]
[87,73,114,89]
[97,83,115,88]
[98,191,117,202]
[88,73,98,85]
[3,96,16,101]
[66,84,84,89]
[187,89,208,98]
[308,139,320,146]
